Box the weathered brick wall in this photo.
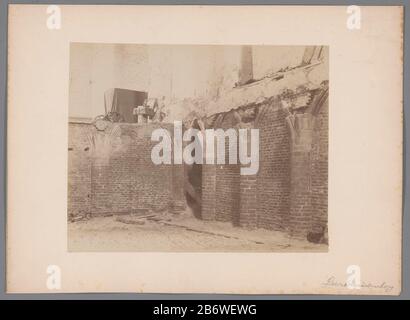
[69,93,328,240]
[199,91,328,239]
[200,100,292,231]
[212,117,241,224]
[215,164,241,223]
[238,174,258,228]
[255,101,291,231]
[201,164,217,220]
[68,122,185,217]
[287,113,315,238]
[68,123,92,218]
[286,102,328,239]
[310,97,328,233]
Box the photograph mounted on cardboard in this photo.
[67,43,329,252]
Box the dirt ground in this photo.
[68,211,327,252]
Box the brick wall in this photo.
[215,164,241,223]
[201,164,217,220]
[310,97,328,234]
[238,174,258,228]
[68,91,328,239]
[68,123,92,218]
[287,113,316,238]
[255,100,291,231]
[212,116,241,224]
[199,89,328,239]
[200,100,292,231]
[68,122,185,217]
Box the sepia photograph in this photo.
[68,43,329,252]
[5,4,403,296]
